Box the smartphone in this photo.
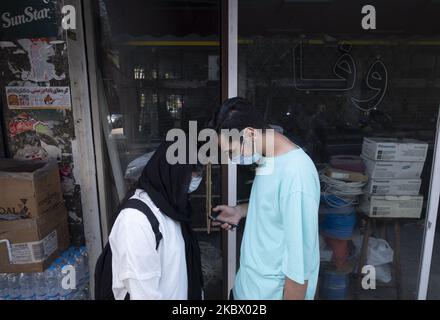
[208,214,238,230]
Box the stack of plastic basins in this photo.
[319,155,366,300]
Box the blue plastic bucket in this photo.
[320,270,349,300]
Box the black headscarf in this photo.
[137,141,203,300]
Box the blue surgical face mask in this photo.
[231,153,261,165]
[188,175,202,193]
[230,134,262,165]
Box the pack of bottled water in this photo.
[0,246,89,300]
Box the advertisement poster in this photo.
[5,86,71,110]
[0,0,57,39]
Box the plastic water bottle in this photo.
[34,272,47,300]
[0,273,9,300]
[6,274,21,300]
[0,247,91,301]
[64,257,78,300]
[68,250,82,300]
[45,265,60,300]
[19,273,35,300]
[61,247,75,263]
[52,257,68,300]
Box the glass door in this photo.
[91,0,224,299]
[236,0,440,300]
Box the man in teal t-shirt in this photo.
[210,97,320,300]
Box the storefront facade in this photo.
[1,0,440,300]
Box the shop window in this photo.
[134,65,145,79]
[95,0,222,299]
[166,94,184,119]
[237,0,440,300]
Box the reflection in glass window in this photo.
[134,65,145,79]
[166,94,184,119]
[137,90,159,139]
[138,91,147,133]
[96,0,221,299]
[238,1,440,301]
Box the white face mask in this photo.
[188,175,202,193]
[230,133,262,165]
[230,153,261,165]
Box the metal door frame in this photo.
[65,0,103,299]
[221,0,238,299]
[417,106,440,299]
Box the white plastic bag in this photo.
[124,151,155,182]
[353,235,394,282]
[353,235,394,266]
[376,263,392,283]
[367,237,394,266]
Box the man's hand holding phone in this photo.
[211,204,247,231]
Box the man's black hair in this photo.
[208,97,267,132]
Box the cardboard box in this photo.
[361,137,428,162]
[362,156,425,179]
[325,166,368,182]
[365,179,422,196]
[0,203,69,273]
[360,195,423,219]
[0,159,63,219]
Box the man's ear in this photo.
[244,127,256,138]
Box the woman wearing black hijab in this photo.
[109,141,204,300]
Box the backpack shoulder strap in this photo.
[122,198,163,250]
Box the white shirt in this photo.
[109,189,188,300]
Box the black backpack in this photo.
[94,198,163,300]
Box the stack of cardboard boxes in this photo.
[360,137,428,219]
[0,159,69,273]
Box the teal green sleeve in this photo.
[279,191,320,285]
